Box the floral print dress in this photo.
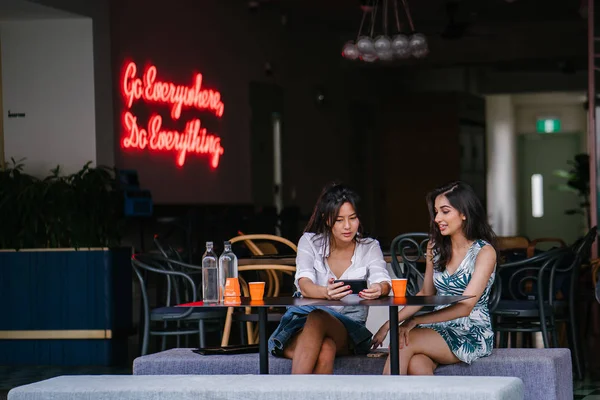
[420,239,495,364]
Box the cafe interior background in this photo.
[1,0,600,386]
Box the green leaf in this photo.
[553,170,573,179]
[0,160,123,250]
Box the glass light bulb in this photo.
[342,41,359,60]
[412,47,429,58]
[360,53,378,62]
[356,36,376,55]
[374,35,392,54]
[394,47,412,59]
[409,33,427,52]
[378,49,394,61]
[391,34,410,52]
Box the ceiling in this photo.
[282,0,586,27]
[0,0,587,71]
[252,0,589,69]
[0,0,79,21]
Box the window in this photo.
[531,174,544,218]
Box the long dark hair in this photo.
[427,181,496,271]
[304,182,366,253]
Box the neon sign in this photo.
[120,61,224,168]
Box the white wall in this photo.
[486,95,518,235]
[486,92,587,237]
[27,0,114,168]
[512,92,587,151]
[1,18,95,176]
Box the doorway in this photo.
[249,82,284,233]
[518,132,583,245]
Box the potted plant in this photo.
[0,159,132,366]
[554,153,590,231]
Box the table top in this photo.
[176,295,471,308]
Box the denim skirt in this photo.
[267,305,373,357]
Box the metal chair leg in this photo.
[567,321,584,380]
[539,317,550,348]
[500,331,509,348]
[550,316,559,348]
[160,321,168,351]
[568,313,585,380]
[240,319,248,345]
[199,319,206,348]
[509,332,517,348]
[142,320,150,356]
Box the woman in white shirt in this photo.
[268,182,391,374]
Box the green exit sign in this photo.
[536,118,561,133]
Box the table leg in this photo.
[389,306,400,375]
[258,307,269,374]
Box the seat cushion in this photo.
[135,348,383,375]
[436,348,572,400]
[133,347,571,400]
[8,375,524,400]
[493,300,553,318]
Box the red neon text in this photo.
[122,112,224,169]
[122,61,224,120]
[120,60,225,168]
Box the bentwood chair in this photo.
[221,264,296,346]
[230,233,298,256]
[490,226,596,380]
[221,233,297,345]
[153,234,184,262]
[490,247,571,349]
[132,253,225,355]
[496,236,530,251]
[497,236,566,264]
[390,233,429,296]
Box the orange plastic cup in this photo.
[224,277,241,297]
[224,296,241,305]
[391,279,408,297]
[249,282,265,300]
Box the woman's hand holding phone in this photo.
[358,282,383,299]
[326,278,352,300]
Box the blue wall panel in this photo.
[0,248,132,365]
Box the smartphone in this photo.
[333,279,368,294]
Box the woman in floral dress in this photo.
[372,181,497,375]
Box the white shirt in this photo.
[294,232,391,319]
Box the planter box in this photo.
[0,247,132,366]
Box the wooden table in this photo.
[177,295,470,375]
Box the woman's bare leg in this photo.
[383,328,459,375]
[313,337,337,374]
[283,334,337,374]
[282,309,349,374]
[407,354,437,375]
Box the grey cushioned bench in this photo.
[8,375,524,400]
[133,348,571,400]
